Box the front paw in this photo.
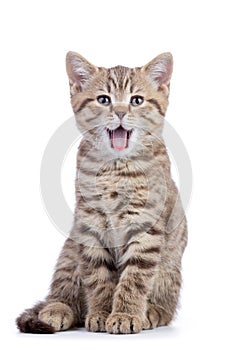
[38,302,74,331]
[106,313,142,334]
[85,311,109,332]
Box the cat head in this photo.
[66,51,173,158]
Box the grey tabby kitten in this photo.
[16,51,187,334]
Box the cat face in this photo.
[66,52,173,158]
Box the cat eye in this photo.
[130,96,144,106]
[97,95,111,106]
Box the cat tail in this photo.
[16,301,55,334]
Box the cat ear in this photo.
[142,52,173,93]
[66,51,98,92]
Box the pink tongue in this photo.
[112,128,127,151]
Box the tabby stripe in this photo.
[121,172,144,178]
[85,115,96,123]
[121,202,144,212]
[120,283,132,294]
[134,184,148,190]
[81,194,103,202]
[78,243,110,256]
[121,281,147,295]
[142,247,161,254]
[116,292,139,308]
[134,280,147,294]
[97,166,136,175]
[54,266,77,274]
[115,200,129,211]
[142,115,156,125]
[130,83,135,93]
[95,285,108,295]
[86,111,103,123]
[81,206,107,217]
[106,83,111,93]
[129,70,136,93]
[81,253,117,271]
[77,98,94,113]
[110,191,118,199]
[85,153,102,163]
[121,241,140,255]
[147,227,163,235]
[79,223,105,246]
[123,77,129,90]
[51,276,73,290]
[126,257,157,269]
[79,167,97,176]
[84,279,99,289]
[125,221,153,241]
[175,280,182,288]
[147,99,165,116]
[84,277,113,290]
[126,210,140,215]
[80,223,99,235]
[81,206,97,215]
[153,146,166,157]
[78,148,89,158]
[121,277,147,295]
[114,170,144,178]
[109,77,117,89]
[119,210,139,219]
[129,202,146,208]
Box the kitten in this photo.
[16,52,187,334]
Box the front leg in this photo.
[106,232,162,334]
[78,244,117,332]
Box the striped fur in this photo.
[16,52,187,334]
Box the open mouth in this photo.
[106,126,133,151]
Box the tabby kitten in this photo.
[16,51,187,334]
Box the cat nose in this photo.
[115,111,126,119]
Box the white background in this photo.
[1,0,233,349]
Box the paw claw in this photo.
[106,313,142,334]
[85,312,109,332]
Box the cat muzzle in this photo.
[106,126,133,151]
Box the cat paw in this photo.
[85,311,109,332]
[143,304,160,329]
[38,302,74,331]
[106,313,142,334]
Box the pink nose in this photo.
[115,111,126,119]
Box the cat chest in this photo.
[96,172,149,213]
[78,159,167,227]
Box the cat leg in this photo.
[144,268,182,328]
[106,233,162,334]
[78,244,117,332]
[141,301,160,329]
[144,221,187,329]
[16,238,84,333]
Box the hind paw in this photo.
[38,302,74,331]
[143,304,160,329]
